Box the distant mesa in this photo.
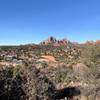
[95,40,100,45]
[83,40,100,45]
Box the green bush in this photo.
[0,66,25,100]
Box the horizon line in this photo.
[0,38,100,46]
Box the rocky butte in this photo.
[40,36,71,46]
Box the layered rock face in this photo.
[40,36,70,46]
[40,36,57,45]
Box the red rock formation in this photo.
[83,40,100,46]
[40,36,56,45]
[95,40,100,45]
[40,36,70,46]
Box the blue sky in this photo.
[0,0,100,45]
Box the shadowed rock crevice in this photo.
[53,87,81,100]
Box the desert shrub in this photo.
[41,62,48,68]
[0,66,25,100]
[0,65,57,100]
[79,45,100,88]
[45,66,77,85]
[81,45,100,66]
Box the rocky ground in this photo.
[0,37,100,100]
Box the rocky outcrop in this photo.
[40,36,57,45]
[40,36,70,46]
[37,55,56,63]
[72,63,89,75]
[84,40,100,46]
